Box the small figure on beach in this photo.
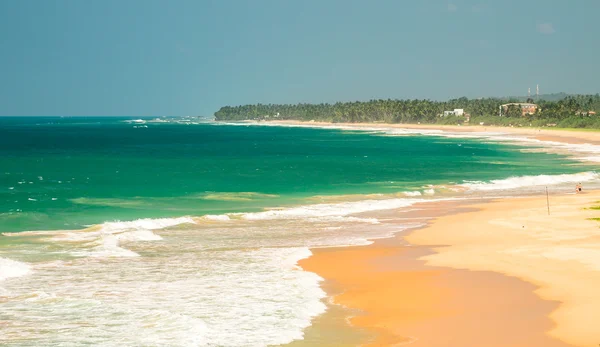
[576,183,582,193]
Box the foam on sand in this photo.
[0,245,327,346]
[306,216,380,224]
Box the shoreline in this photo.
[267,119,600,346]
[6,120,600,346]
[250,119,600,145]
[298,190,600,346]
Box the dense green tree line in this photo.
[214,94,600,128]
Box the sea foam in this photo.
[28,217,195,258]
[462,171,599,191]
[201,214,232,222]
[0,191,443,345]
[240,198,421,220]
[71,234,141,258]
[262,121,600,165]
[0,257,32,281]
[99,216,195,234]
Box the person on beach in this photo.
[576,183,582,193]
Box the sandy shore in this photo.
[261,119,600,346]
[407,192,600,346]
[258,120,600,145]
[299,192,600,346]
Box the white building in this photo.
[443,109,465,116]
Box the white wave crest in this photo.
[45,217,193,242]
[100,217,195,234]
[66,217,194,257]
[201,214,231,222]
[462,171,599,191]
[306,216,380,224]
[403,191,422,197]
[123,119,146,124]
[240,198,421,220]
[28,217,194,258]
[278,247,314,270]
[117,229,163,242]
[71,235,140,258]
[0,257,32,281]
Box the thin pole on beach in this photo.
[546,186,550,215]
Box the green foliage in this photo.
[588,202,600,225]
[215,98,502,123]
[214,94,600,128]
[436,115,466,125]
[470,115,531,127]
[505,104,523,117]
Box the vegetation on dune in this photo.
[586,203,600,224]
[214,94,600,128]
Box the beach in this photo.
[256,120,600,346]
[3,118,599,346]
[295,164,600,345]
[300,191,600,346]
[262,120,600,145]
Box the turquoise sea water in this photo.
[0,117,587,233]
[0,117,596,346]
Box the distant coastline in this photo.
[234,119,600,147]
[214,94,600,129]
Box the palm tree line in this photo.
[214,95,600,125]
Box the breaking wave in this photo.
[461,171,599,191]
[239,198,421,220]
[0,257,32,281]
[198,192,279,202]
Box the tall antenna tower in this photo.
[536,84,539,98]
[528,88,531,98]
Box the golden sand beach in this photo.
[409,193,600,346]
[300,192,600,346]
[288,121,600,346]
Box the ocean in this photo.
[0,117,597,346]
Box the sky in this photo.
[0,0,598,117]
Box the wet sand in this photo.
[265,119,600,346]
[300,191,600,346]
[298,199,584,346]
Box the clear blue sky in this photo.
[0,0,598,117]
